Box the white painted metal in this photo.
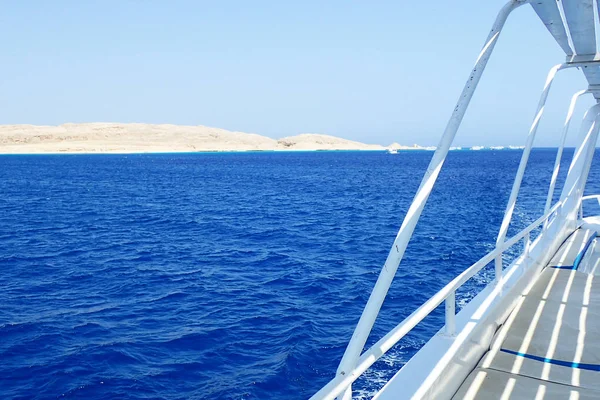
[576,104,600,221]
[572,104,600,204]
[580,194,600,217]
[561,0,600,88]
[530,1,573,55]
[582,65,600,90]
[374,212,572,400]
[310,202,561,400]
[562,0,596,55]
[532,0,600,90]
[444,291,456,336]
[582,194,600,203]
[330,2,526,398]
[490,60,599,274]
[494,63,565,284]
[559,104,600,220]
[311,2,600,399]
[371,106,600,400]
[544,89,591,215]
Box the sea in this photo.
[1,149,599,399]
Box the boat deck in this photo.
[453,228,600,399]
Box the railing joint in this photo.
[445,291,456,337]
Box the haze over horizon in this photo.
[0,1,595,147]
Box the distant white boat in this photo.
[490,146,505,150]
[508,145,525,149]
[387,149,398,154]
[450,146,462,151]
[470,145,484,150]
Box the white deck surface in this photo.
[452,229,600,399]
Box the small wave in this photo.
[0,150,591,399]
[143,291,188,303]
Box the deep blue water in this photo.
[1,149,599,399]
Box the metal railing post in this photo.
[559,104,600,224]
[311,202,563,400]
[495,62,569,284]
[332,3,526,395]
[495,256,503,282]
[544,90,590,216]
[445,291,456,336]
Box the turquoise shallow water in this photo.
[0,149,598,399]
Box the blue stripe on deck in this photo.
[573,232,597,270]
[551,231,597,270]
[500,349,600,371]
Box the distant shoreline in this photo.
[0,148,404,155]
[0,123,529,154]
[0,148,545,156]
[0,123,388,154]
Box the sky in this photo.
[0,0,596,147]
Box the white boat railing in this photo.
[493,62,563,283]
[545,90,593,216]
[580,194,600,219]
[310,201,562,400]
[331,5,528,398]
[494,62,600,282]
[314,1,600,398]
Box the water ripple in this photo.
[0,150,597,399]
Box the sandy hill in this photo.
[0,123,387,153]
[277,133,384,151]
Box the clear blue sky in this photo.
[0,0,595,146]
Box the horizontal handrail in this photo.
[310,201,561,400]
[582,195,600,203]
[580,195,600,220]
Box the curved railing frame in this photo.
[580,194,600,219]
[545,90,593,216]
[310,202,561,400]
[313,0,600,398]
[331,3,529,398]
